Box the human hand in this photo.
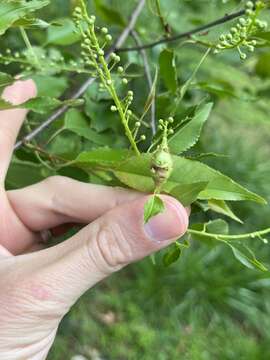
[0,80,189,360]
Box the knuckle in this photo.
[91,222,134,273]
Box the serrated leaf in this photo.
[159,49,178,93]
[75,151,266,204]
[168,102,213,155]
[0,0,50,35]
[170,181,208,206]
[94,0,126,27]
[144,195,165,224]
[163,244,181,267]
[208,199,243,224]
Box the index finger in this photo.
[0,80,37,184]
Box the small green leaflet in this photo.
[0,0,50,35]
[168,102,213,155]
[163,240,190,267]
[159,49,178,93]
[144,195,165,224]
[163,244,181,267]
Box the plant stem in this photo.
[154,0,171,37]
[88,24,140,156]
[19,27,40,68]
[187,228,270,241]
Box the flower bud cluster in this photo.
[214,1,268,60]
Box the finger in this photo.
[8,176,142,232]
[15,195,189,310]
[0,80,37,182]
[0,245,13,259]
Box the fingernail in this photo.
[144,198,188,242]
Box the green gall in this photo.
[122,78,128,85]
[110,105,117,112]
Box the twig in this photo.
[117,9,246,52]
[14,0,146,150]
[131,30,156,135]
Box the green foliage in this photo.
[1,0,269,272]
[2,0,269,357]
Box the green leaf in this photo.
[76,148,132,168]
[47,18,80,46]
[159,49,178,93]
[228,244,268,272]
[31,75,68,98]
[94,0,126,27]
[163,244,181,267]
[144,195,165,224]
[208,199,243,224]
[0,72,14,89]
[206,219,229,235]
[64,109,115,146]
[0,0,50,35]
[170,182,208,206]
[168,102,213,154]
[13,17,50,29]
[75,151,266,204]
[0,97,84,114]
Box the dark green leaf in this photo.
[144,195,165,224]
[64,109,115,146]
[163,244,181,267]
[0,72,14,89]
[94,0,126,27]
[159,49,178,93]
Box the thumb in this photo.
[18,195,188,308]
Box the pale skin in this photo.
[0,80,189,360]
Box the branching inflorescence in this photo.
[214,1,268,60]
[73,1,146,156]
